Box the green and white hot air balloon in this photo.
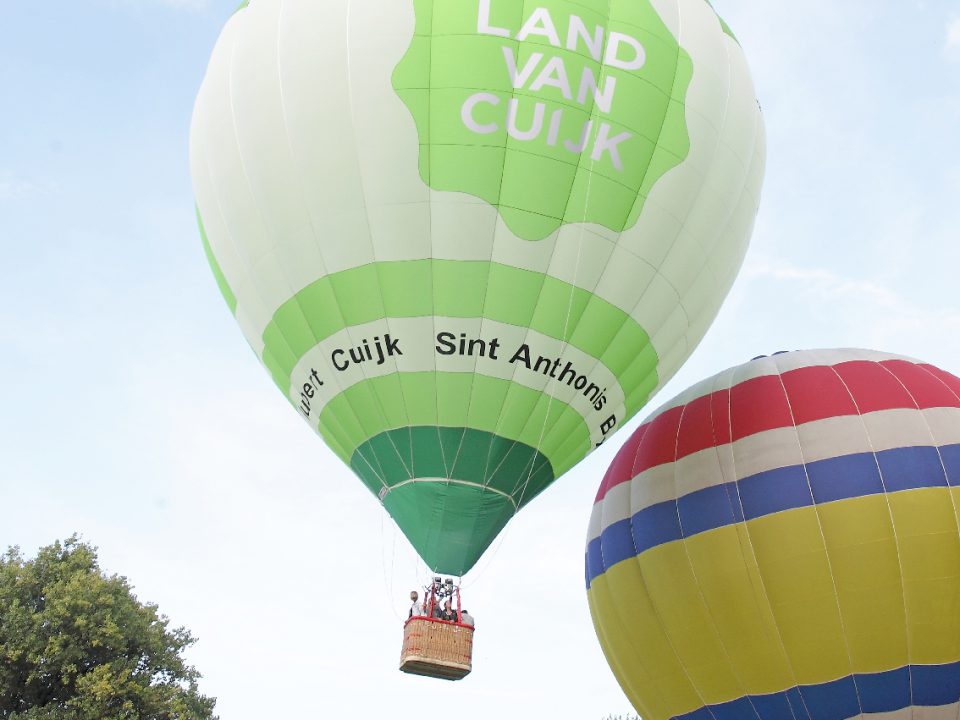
[190,0,765,575]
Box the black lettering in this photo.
[332,349,349,371]
[594,414,617,447]
[533,355,553,375]
[303,383,315,399]
[550,358,561,378]
[467,338,487,357]
[585,382,601,403]
[488,338,501,360]
[600,414,617,435]
[558,361,577,385]
[384,333,402,357]
[509,344,532,368]
[436,332,456,355]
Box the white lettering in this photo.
[566,15,603,61]
[590,123,631,170]
[476,0,510,37]
[546,109,562,146]
[576,67,616,113]
[461,93,501,134]
[516,8,561,47]
[603,32,646,71]
[502,47,543,89]
[507,98,545,140]
[565,119,593,153]
[530,56,572,99]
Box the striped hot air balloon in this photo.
[586,349,960,720]
[190,0,764,575]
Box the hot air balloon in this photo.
[586,349,960,720]
[190,0,765,576]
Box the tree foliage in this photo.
[0,537,216,720]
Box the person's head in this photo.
[410,591,418,602]
[444,598,452,609]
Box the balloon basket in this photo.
[399,617,474,681]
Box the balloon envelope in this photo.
[587,349,960,720]
[191,0,764,574]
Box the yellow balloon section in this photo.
[586,349,960,720]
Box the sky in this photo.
[1,1,960,718]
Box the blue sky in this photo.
[2,1,960,718]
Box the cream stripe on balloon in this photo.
[647,350,924,422]
[860,702,960,720]
[587,405,960,542]
[287,315,627,446]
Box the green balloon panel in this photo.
[190,0,765,573]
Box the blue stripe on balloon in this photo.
[798,675,860,720]
[806,452,884,503]
[940,444,960,485]
[669,662,960,720]
[678,483,744,537]
[749,691,794,720]
[586,444,960,588]
[634,501,683,553]
[738,464,812,518]
[857,666,910,714]
[914,662,960,706]
[585,530,607,589]
[706,696,760,720]
[877,445,948,491]
[592,518,633,576]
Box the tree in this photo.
[0,536,217,720]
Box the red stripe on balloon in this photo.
[781,364,859,426]
[884,360,960,408]
[917,363,960,402]
[833,361,918,413]
[594,359,960,502]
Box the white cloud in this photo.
[744,260,902,310]
[0,173,54,200]
[738,255,960,370]
[946,17,960,60]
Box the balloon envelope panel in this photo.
[190,0,764,574]
[586,349,960,720]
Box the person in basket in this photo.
[438,598,457,622]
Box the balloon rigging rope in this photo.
[512,0,633,509]
[467,10,623,503]
[380,511,403,621]
[459,517,514,590]
[836,362,910,716]
[721,359,810,720]
[675,362,793,720]
[511,111,596,511]
[514,0,768,502]
[880,360,960,720]
[269,0,399,502]
[637,36,790,720]
[342,0,419,497]
[465,101,550,496]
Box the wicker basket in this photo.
[399,617,474,680]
